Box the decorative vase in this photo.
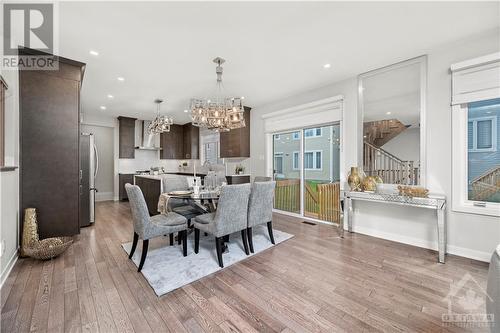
[362,176,377,192]
[347,167,362,191]
[21,208,39,257]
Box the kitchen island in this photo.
[134,173,205,215]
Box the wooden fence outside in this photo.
[274,179,341,223]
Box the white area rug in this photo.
[121,225,293,296]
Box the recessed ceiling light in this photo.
[89,50,99,56]
[100,106,106,110]
[117,77,125,81]
[184,109,188,113]
[241,96,245,100]
[323,63,331,69]
[107,94,114,99]
[386,111,391,115]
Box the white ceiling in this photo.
[58,2,499,123]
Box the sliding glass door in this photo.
[273,124,341,223]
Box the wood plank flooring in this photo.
[1,201,490,333]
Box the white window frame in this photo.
[274,152,284,175]
[451,52,500,217]
[303,150,322,170]
[304,127,322,138]
[467,116,497,152]
[292,151,299,170]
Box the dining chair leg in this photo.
[247,227,254,253]
[182,230,188,257]
[215,237,224,268]
[194,228,200,254]
[267,221,275,244]
[138,239,149,272]
[241,229,250,255]
[169,233,173,246]
[178,232,182,245]
[129,232,139,259]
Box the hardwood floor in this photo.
[1,201,490,333]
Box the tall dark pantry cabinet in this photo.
[19,48,86,239]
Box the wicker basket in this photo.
[23,237,73,260]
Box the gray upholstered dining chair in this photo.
[125,184,188,272]
[193,183,251,268]
[247,181,276,253]
[254,176,272,182]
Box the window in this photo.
[303,150,322,170]
[293,151,299,169]
[274,134,280,140]
[468,116,496,152]
[292,132,300,140]
[274,153,283,174]
[304,127,322,138]
[452,54,500,217]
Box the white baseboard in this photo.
[0,250,19,290]
[96,191,114,202]
[350,225,491,263]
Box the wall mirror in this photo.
[358,56,426,185]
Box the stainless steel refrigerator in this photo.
[80,133,98,227]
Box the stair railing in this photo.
[363,141,419,185]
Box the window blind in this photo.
[451,53,500,105]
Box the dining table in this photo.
[158,189,234,251]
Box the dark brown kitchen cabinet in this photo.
[160,124,184,159]
[119,173,135,200]
[118,116,136,158]
[183,123,199,159]
[19,48,85,239]
[220,106,251,158]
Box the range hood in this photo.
[135,120,162,150]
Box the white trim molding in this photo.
[0,250,18,289]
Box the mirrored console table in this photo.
[342,191,447,263]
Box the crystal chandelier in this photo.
[190,57,245,132]
[148,99,173,134]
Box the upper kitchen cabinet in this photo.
[160,124,184,159]
[118,116,136,158]
[220,106,251,158]
[183,123,199,159]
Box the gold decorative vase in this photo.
[362,176,377,192]
[21,208,39,257]
[21,208,73,260]
[347,167,362,191]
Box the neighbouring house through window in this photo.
[467,98,500,203]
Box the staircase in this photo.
[363,141,419,185]
[470,166,500,201]
[364,119,410,147]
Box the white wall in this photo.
[382,127,420,162]
[81,124,114,201]
[249,29,500,262]
[0,67,20,286]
